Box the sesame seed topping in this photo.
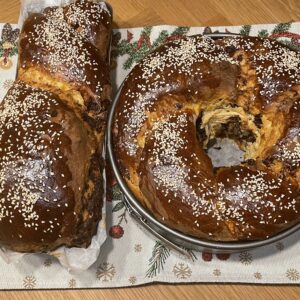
[0,82,73,238]
[115,34,300,240]
[22,6,106,95]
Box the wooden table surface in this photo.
[1,0,300,299]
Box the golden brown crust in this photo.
[62,0,112,61]
[113,35,300,241]
[0,82,100,252]
[43,1,112,61]
[18,3,112,133]
[0,1,111,252]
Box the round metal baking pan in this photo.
[107,33,300,254]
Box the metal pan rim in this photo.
[107,33,300,252]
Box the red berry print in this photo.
[216,253,231,260]
[202,251,213,262]
[109,225,124,239]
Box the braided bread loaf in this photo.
[113,35,300,241]
[0,0,111,252]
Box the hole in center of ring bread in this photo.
[196,104,261,168]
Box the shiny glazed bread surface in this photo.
[0,0,112,252]
[113,35,300,241]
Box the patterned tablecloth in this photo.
[0,21,300,289]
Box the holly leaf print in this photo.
[112,201,125,212]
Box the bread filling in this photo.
[197,106,262,162]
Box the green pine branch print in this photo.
[146,241,171,278]
[117,39,135,56]
[171,26,190,37]
[240,25,251,36]
[151,30,169,49]
[141,26,152,37]
[272,22,292,34]
[183,248,198,262]
[115,26,190,70]
[258,29,269,38]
